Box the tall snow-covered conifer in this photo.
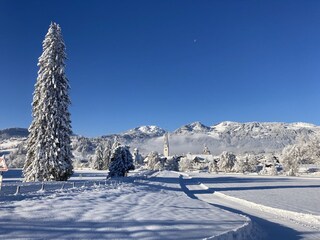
[23,22,73,182]
[92,144,104,170]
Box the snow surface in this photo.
[182,172,320,239]
[183,173,320,240]
[1,169,320,239]
[0,170,250,239]
[188,173,320,216]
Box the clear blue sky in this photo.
[0,0,320,136]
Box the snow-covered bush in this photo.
[108,145,134,178]
[145,151,165,171]
[280,139,320,176]
[23,22,73,182]
[218,152,236,172]
[233,158,249,173]
[233,154,258,173]
[208,160,218,174]
[280,145,301,176]
[270,164,278,175]
[179,157,194,172]
[164,156,179,171]
[247,154,259,172]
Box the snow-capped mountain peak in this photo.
[174,121,211,134]
[121,125,166,139]
[134,126,165,135]
[211,121,241,133]
[2,121,320,161]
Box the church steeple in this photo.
[163,132,169,157]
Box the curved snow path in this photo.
[179,172,320,240]
[0,170,249,239]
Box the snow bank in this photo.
[190,172,320,215]
[213,191,320,230]
[206,221,253,240]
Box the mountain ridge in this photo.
[1,121,319,139]
[1,121,320,156]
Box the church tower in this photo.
[163,132,169,157]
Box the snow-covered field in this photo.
[0,170,251,239]
[187,173,320,215]
[1,169,319,239]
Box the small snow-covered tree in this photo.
[164,156,179,171]
[270,164,278,176]
[108,145,134,178]
[133,148,144,166]
[218,151,236,172]
[208,160,218,174]
[145,151,164,171]
[280,145,301,176]
[23,22,73,182]
[233,154,258,173]
[247,154,259,173]
[279,139,320,176]
[179,157,194,172]
[92,144,104,170]
[296,139,320,164]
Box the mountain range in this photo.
[1,121,320,157]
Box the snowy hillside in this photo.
[174,121,211,134]
[123,121,320,155]
[1,121,320,161]
[117,125,166,140]
[0,128,28,140]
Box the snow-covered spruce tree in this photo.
[23,22,73,182]
[92,144,104,170]
[103,140,113,170]
[108,145,134,178]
